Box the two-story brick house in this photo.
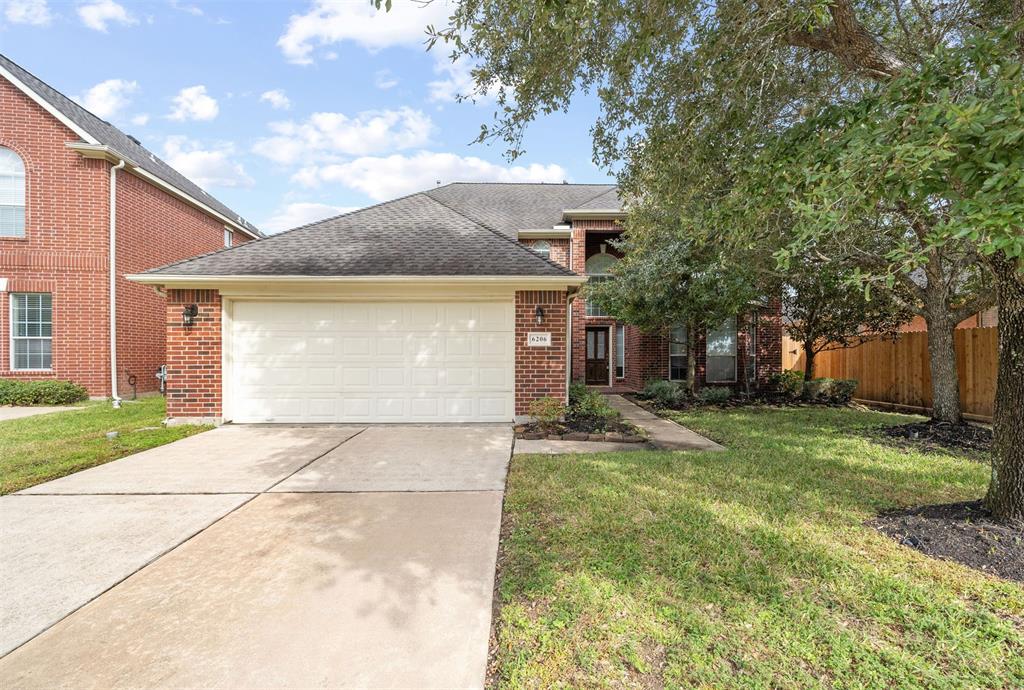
[0,54,261,400]
[129,182,781,425]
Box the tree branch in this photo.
[786,0,907,78]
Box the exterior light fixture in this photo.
[182,304,199,330]
[535,305,545,324]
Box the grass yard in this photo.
[495,407,1023,688]
[0,397,209,494]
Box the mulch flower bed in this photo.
[870,501,1023,583]
[514,417,645,443]
[870,420,992,457]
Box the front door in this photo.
[585,327,609,385]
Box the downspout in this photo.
[109,159,125,408]
[566,289,577,400]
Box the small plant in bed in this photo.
[516,384,644,441]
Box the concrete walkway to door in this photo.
[0,424,512,689]
[605,395,725,451]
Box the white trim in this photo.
[517,228,572,239]
[221,297,233,423]
[66,144,260,239]
[126,273,586,287]
[0,64,100,145]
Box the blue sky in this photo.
[0,0,612,233]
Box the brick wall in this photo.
[165,289,222,420]
[0,77,111,393]
[515,290,568,415]
[116,170,249,396]
[0,75,251,397]
[521,238,570,269]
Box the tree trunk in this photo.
[686,323,697,396]
[922,306,963,424]
[985,257,1024,524]
[803,341,816,381]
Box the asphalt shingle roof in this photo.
[143,189,581,277]
[0,53,260,237]
[424,182,618,237]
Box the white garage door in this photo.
[228,301,514,423]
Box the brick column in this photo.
[165,288,222,423]
[515,290,568,416]
[756,298,783,384]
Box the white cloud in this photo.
[252,107,433,165]
[259,89,291,110]
[130,113,150,126]
[295,151,567,200]
[77,0,135,31]
[162,136,254,189]
[168,85,219,121]
[374,69,398,90]
[168,0,202,16]
[277,0,451,65]
[4,0,52,25]
[74,78,138,120]
[260,202,356,234]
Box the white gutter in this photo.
[566,291,577,398]
[124,274,588,287]
[109,159,126,407]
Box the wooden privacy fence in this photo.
[783,328,997,421]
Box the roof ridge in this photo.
[439,181,615,187]
[577,185,621,207]
[423,192,578,278]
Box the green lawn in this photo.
[495,407,1023,688]
[0,397,210,494]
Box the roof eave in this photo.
[126,273,586,287]
[562,209,626,220]
[67,143,261,239]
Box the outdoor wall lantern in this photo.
[182,303,199,330]
[535,305,545,324]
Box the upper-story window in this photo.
[531,240,551,260]
[585,250,618,317]
[224,228,233,248]
[0,147,26,238]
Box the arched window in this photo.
[585,251,619,316]
[0,147,26,238]
[531,240,551,260]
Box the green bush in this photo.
[769,370,805,399]
[528,396,566,432]
[803,377,859,404]
[567,382,619,431]
[698,386,732,404]
[0,379,88,406]
[641,379,688,407]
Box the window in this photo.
[224,228,233,247]
[669,324,687,381]
[615,324,625,378]
[706,317,737,382]
[0,147,26,238]
[11,293,52,370]
[585,252,618,317]
[531,240,550,260]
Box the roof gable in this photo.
[0,53,260,238]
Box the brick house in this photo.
[130,183,781,424]
[0,54,261,399]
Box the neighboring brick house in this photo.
[0,54,261,399]
[129,183,782,425]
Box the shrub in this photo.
[698,386,732,404]
[528,396,566,432]
[769,371,805,399]
[0,379,88,406]
[642,379,687,407]
[567,382,618,431]
[802,377,859,404]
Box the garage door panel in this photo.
[230,301,514,423]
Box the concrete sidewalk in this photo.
[605,395,724,451]
[0,406,81,422]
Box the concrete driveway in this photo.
[0,423,512,689]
